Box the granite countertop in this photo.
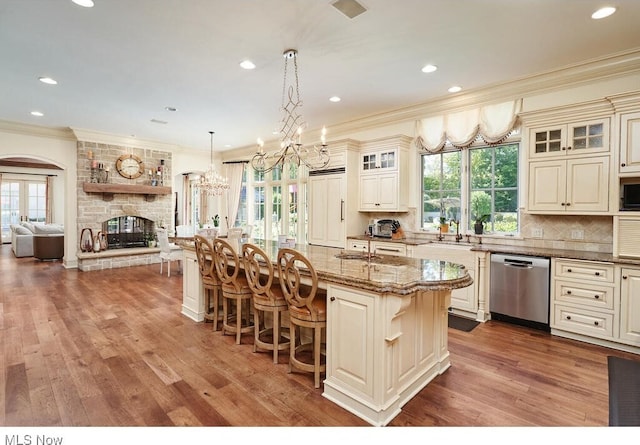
[181,238,473,295]
[348,234,640,266]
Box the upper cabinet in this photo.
[619,111,640,174]
[358,135,411,212]
[529,119,609,158]
[521,99,614,215]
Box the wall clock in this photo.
[115,153,144,179]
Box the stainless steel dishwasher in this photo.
[490,253,550,329]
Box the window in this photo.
[243,163,308,242]
[421,142,519,235]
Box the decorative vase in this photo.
[440,223,449,233]
[474,221,484,235]
[93,236,101,252]
[80,228,93,252]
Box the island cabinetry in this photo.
[324,283,450,427]
[358,135,411,212]
[619,267,640,346]
[551,258,616,341]
[181,248,205,322]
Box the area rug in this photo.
[608,355,640,426]
[448,314,479,332]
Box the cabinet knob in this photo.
[622,163,626,167]
[566,315,572,320]
[594,272,600,276]
[623,275,628,279]
[330,296,336,302]
[567,268,572,272]
[594,295,600,299]
[561,202,566,206]
[566,202,571,206]
[594,321,599,326]
[566,290,572,294]
[567,146,572,150]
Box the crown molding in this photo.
[325,47,640,139]
[70,128,183,152]
[0,120,76,141]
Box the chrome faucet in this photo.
[450,219,463,242]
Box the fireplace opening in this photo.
[102,216,155,249]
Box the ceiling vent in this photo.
[331,0,367,19]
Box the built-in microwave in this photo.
[621,183,640,210]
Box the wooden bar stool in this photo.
[242,243,290,364]
[213,238,254,344]
[277,248,327,388]
[194,235,223,330]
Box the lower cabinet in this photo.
[347,239,406,256]
[620,267,640,346]
[551,258,640,351]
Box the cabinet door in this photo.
[359,175,380,210]
[327,286,376,399]
[530,126,565,156]
[619,112,640,174]
[620,268,640,346]
[309,174,345,248]
[182,250,205,321]
[376,173,399,210]
[568,120,608,155]
[528,160,566,211]
[566,157,609,212]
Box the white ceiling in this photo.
[1,0,639,152]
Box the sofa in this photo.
[10,222,64,258]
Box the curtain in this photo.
[225,163,245,231]
[415,98,522,151]
[46,175,53,224]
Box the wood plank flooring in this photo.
[1,244,637,427]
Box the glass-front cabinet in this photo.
[530,118,609,157]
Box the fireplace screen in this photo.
[102,216,154,249]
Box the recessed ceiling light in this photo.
[329,96,341,102]
[240,60,256,70]
[72,0,94,7]
[448,86,462,93]
[421,64,438,73]
[39,77,57,85]
[164,106,177,112]
[591,6,616,19]
[31,111,44,117]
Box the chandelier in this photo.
[251,49,329,174]
[197,131,230,196]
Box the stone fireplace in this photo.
[76,141,173,271]
[103,215,155,249]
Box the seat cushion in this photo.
[288,293,327,322]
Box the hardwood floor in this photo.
[1,243,637,427]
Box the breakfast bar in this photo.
[180,240,473,426]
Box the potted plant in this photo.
[439,216,449,233]
[146,232,157,248]
[473,214,490,235]
[212,214,220,227]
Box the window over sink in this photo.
[421,142,520,235]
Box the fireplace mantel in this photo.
[82,183,171,201]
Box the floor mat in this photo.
[448,314,479,332]
[608,355,640,426]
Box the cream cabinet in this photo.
[308,141,366,248]
[619,111,640,174]
[410,243,480,319]
[358,136,410,212]
[619,267,640,346]
[347,238,406,257]
[551,258,616,341]
[529,119,609,158]
[181,248,205,322]
[527,156,609,213]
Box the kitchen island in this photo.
[180,239,472,426]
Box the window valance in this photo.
[415,98,522,152]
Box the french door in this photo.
[1,179,47,243]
